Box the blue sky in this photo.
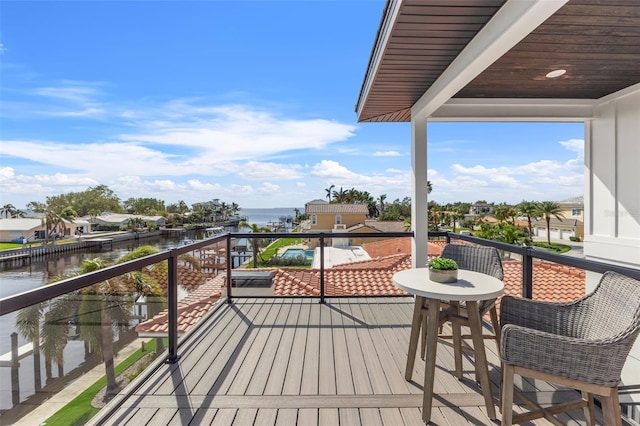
[0,1,584,210]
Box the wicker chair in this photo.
[500,271,640,425]
[421,244,504,379]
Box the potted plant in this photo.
[428,257,459,283]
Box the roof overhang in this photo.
[356,0,640,122]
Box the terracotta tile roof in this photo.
[362,237,444,258]
[135,278,224,336]
[135,241,587,336]
[363,220,407,233]
[305,203,369,214]
[146,265,214,294]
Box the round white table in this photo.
[393,268,504,423]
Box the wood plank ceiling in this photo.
[356,0,640,122]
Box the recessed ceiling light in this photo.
[546,69,567,78]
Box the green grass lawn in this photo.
[0,243,23,250]
[42,339,161,426]
[0,238,78,251]
[531,241,572,254]
[258,237,304,263]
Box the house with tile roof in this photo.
[303,203,369,232]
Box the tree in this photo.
[41,210,65,244]
[517,200,540,237]
[451,210,466,233]
[12,209,26,218]
[325,184,335,202]
[60,206,78,221]
[1,203,16,218]
[536,201,565,245]
[26,201,47,213]
[426,180,433,194]
[16,304,44,390]
[238,221,271,268]
[42,184,121,216]
[78,247,165,397]
[377,194,387,215]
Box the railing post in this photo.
[445,232,451,244]
[167,249,179,363]
[11,332,20,406]
[319,234,325,304]
[226,234,233,303]
[522,246,534,299]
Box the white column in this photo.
[411,118,428,268]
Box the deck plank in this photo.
[204,300,271,396]
[220,300,281,395]
[338,300,374,395]
[298,299,320,395]
[95,298,606,426]
[297,408,318,425]
[274,408,297,426]
[246,299,292,395]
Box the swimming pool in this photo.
[281,248,315,260]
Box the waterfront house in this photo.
[0,218,78,243]
[303,202,369,232]
[92,213,167,230]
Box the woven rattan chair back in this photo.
[440,244,504,281]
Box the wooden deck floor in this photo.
[95,298,604,425]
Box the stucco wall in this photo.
[584,83,640,396]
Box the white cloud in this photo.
[236,161,304,180]
[559,138,584,154]
[259,182,280,193]
[310,160,361,180]
[32,83,104,103]
[0,42,6,54]
[117,103,356,164]
[373,150,402,157]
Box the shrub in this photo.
[267,255,311,267]
[569,236,581,242]
[428,257,458,270]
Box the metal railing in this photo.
[2,229,640,426]
[2,230,640,367]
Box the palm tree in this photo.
[238,221,271,268]
[451,210,465,233]
[535,201,565,245]
[16,304,44,390]
[41,210,65,244]
[12,209,26,218]
[517,200,540,237]
[325,184,335,202]
[426,180,433,194]
[1,203,16,218]
[77,258,123,395]
[377,194,387,215]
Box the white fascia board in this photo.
[411,0,568,122]
[355,0,402,118]
[430,98,595,122]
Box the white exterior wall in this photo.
[584,84,640,398]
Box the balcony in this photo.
[93,296,610,425]
[1,232,639,425]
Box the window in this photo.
[335,214,342,225]
[572,208,582,216]
[311,214,317,225]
